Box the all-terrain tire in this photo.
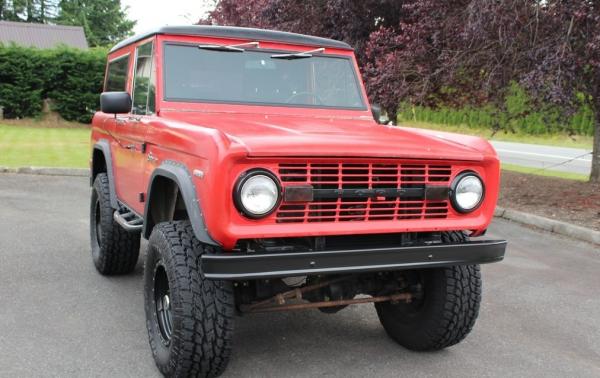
[144,220,235,378]
[375,231,482,351]
[90,173,140,275]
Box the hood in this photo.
[168,112,486,161]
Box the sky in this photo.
[122,0,216,34]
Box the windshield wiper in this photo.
[271,47,325,60]
[198,41,259,52]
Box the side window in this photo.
[104,55,129,92]
[132,41,156,115]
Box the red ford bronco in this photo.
[90,25,506,377]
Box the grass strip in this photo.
[501,163,589,181]
[0,124,90,168]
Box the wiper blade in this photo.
[271,47,325,60]
[198,41,259,52]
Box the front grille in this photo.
[276,162,452,223]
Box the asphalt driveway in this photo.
[0,174,598,377]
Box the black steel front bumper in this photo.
[201,239,507,280]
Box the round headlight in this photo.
[235,170,280,218]
[451,172,484,213]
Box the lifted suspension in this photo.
[238,275,413,313]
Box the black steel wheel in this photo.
[94,200,103,248]
[154,264,173,343]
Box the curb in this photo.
[494,206,600,245]
[0,166,88,177]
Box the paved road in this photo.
[1,174,599,377]
[489,140,592,175]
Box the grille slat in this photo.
[277,161,451,223]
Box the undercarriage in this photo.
[235,271,419,314]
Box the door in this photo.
[112,40,156,214]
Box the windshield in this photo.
[163,44,366,109]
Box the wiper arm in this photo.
[198,41,259,52]
[271,47,325,60]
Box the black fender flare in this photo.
[143,160,219,246]
[92,140,119,209]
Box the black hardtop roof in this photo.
[109,25,353,53]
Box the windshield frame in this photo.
[161,41,368,111]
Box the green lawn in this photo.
[399,120,594,150]
[501,163,589,181]
[0,124,90,168]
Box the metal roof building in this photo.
[0,21,88,49]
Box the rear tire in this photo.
[144,221,235,377]
[375,231,482,351]
[90,173,140,275]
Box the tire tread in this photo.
[146,221,234,377]
[376,231,481,351]
[91,173,140,275]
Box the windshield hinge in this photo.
[271,47,325,60]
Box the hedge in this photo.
[0,45,107,123]
[397,82,595,136]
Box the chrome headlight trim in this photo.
[450,171,485,213]
[233,169,282,219]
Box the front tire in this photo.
[375,232,482,351]
[90,173,140,275]
[144,221,235,377]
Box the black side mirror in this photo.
[371,104,390,124]
[100,91,132,114]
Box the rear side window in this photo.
[104,55,129,92]
[132,41,156,115]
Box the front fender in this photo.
[143,160,219,246]
[92,140,118,209]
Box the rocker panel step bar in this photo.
[201,239,507,280]
[113,209,143,232]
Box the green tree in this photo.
[56,0,135,47]
[0,0,58,22]
[37,0,56,22]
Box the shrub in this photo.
[47,47,107,123]
[0,45,107,123]
[0,45,48,118]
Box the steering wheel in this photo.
[285,91,324,105]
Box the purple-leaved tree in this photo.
[203,0,600,182]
